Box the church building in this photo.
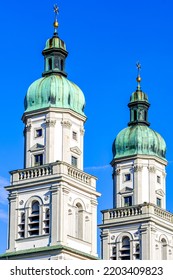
[0,6,173,260]
[0,5,100,260]
[99,67,173,260]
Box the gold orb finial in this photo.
[136,75,142,83]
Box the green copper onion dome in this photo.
[112,125,166,159]
[24,6,85,116]
[112,70,166,160]
[24,75,85,115]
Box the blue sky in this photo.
[1,0,173,256]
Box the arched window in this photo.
[28,200,40,236]
[161,238,167,260]
[43,209,50,234]
[120,236,130,260]
[32,201,39,214]
[75,203,83,239]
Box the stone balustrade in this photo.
[102,203,173,224]
[10,161,93,186]
[154,205,173,222]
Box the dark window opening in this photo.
[34,154,43,166]
[156,197,161,207]
[124,173,131,181]
[134,110,137,121]
[35,129,42,138]
[48,58,52,70]
[71,156,77,167]
[124,196,132,207]
[72,131,77,140]
[60,59,64,71]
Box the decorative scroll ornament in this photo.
[134,165,143,172]
[148,166,156,173]
[61,120,72,128]
[115,168,121,175]
[46,119,56,127]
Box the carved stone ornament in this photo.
[80,127,85,135]
[19,200,24,205]
[111,235,115,240]
[44,196,49,201]
[46,119,56,127]
[134,165,143,172]
[25,124,32,132]
[148,166,156,173]
[115,168,121,175]
[61,120,72,128]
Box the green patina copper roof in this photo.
[112,125,166,160]
[24,74,85,115]
[112,74,166,161]
[24,15,86,116]
[44,36,67,51]
[0,244,99,260]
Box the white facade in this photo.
[99,154,173,260]
[23,108,85,170]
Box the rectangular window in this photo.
[72,131,77,140]
[124,173,131,181]
[71,156,77,167]
[157,176,161,184]
[124,196,132,207]
[156,198,161,207]
[34,154,43,166]
[35,128,42,138]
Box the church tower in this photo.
[1,6,100,260]
[99,65,173,260]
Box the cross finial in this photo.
[54,4,59,15]
[53,4,59,36]
[136,62,141,76]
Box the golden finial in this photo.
[136,62,142,88]
[53,4,59,35]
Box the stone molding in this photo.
[70,146,82,155]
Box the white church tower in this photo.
[0,5,100,260]
[99,65,173,260]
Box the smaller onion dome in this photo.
[24,74,85,116]
[112,125,166,160]
[112,64,166,161]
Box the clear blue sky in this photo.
[1,0,173,256]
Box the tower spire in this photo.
[136,62,142,90]
[53,4,59,37]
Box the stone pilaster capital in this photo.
[61,120,72,128]
[46,119,56,127]
[148,166,156,173]
[115,168,121,175]
[134,165,143,172]
[80,127,85,135]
